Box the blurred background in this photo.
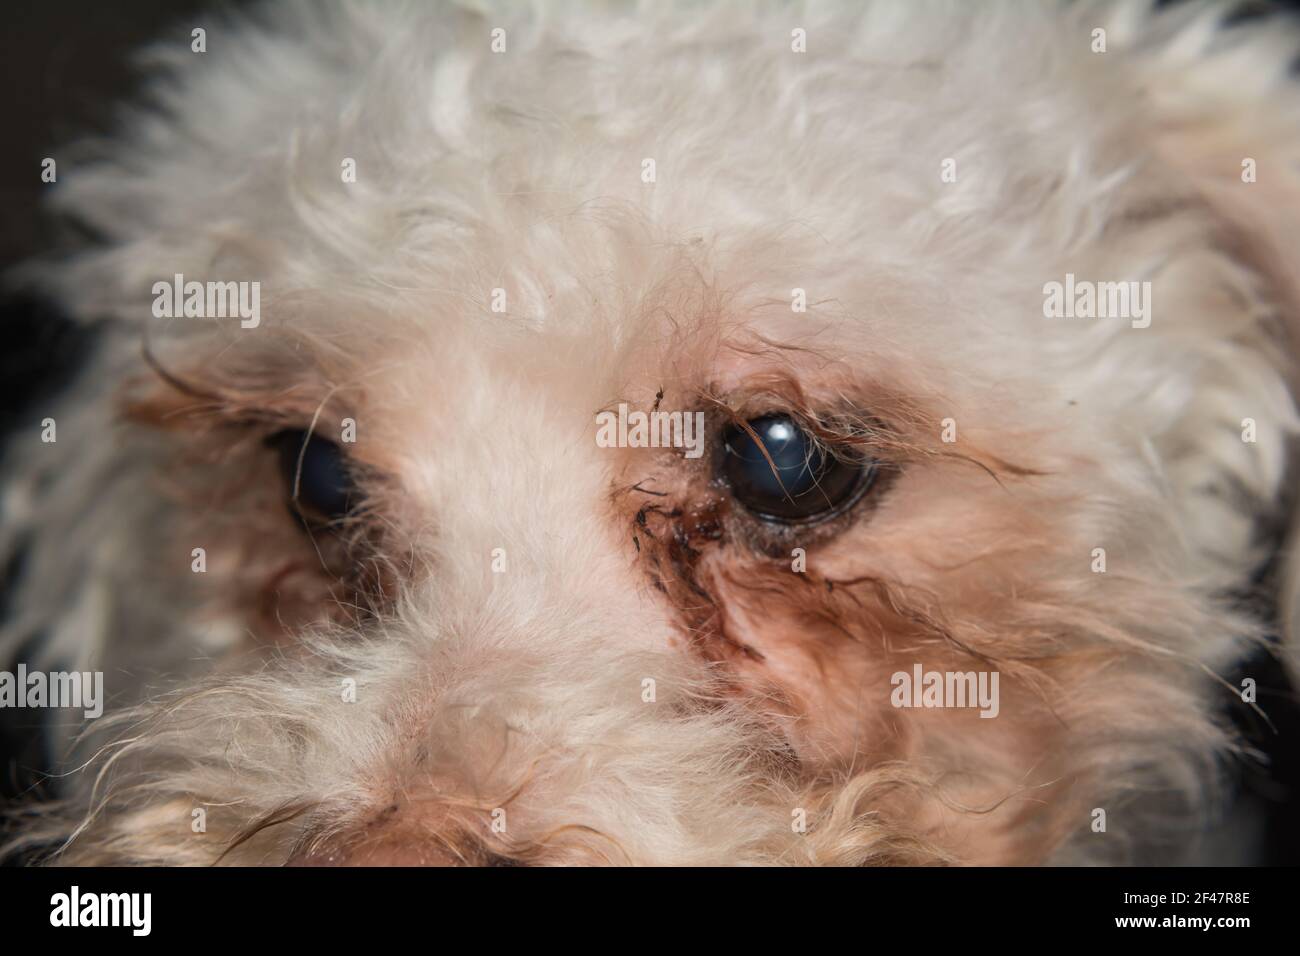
[1,0,1299,865]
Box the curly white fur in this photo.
[4,0,1300,865]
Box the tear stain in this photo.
[629,486,764,663]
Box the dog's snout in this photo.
[287,809,483,867]
[289,840,466,867]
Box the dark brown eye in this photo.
[720,414,874,523]
[268,429,356,520]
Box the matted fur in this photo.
[3,0,1300,865]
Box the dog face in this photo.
[5,0,1300,865]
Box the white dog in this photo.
[3,0,1299,865]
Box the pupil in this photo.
[721,414,868,522]
[272,430,353,519]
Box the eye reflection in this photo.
[720,414,874,523]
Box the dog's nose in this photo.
[288,839,465,866]
[286,807,484,866]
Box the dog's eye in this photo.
[720,414,874,523]
[268,429,355,520]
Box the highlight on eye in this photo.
[719,413,875,524]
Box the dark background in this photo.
[1,0,1299,865]
[0,0,250,438]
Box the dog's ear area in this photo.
[1110,6,1300,679]
[1124,4,1300,319]
[1150,107,1300,331]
